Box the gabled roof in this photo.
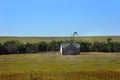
[61,43,80,48]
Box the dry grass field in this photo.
[0,52,120,80]
[0,36,120,43]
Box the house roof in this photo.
[61,43,80,48]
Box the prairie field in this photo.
[0,52,120,80]
[0,36,120,43]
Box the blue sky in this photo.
[0,0,120,36]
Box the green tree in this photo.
[112,42,120,52]
[25,43,39,53]
[0,43,5,54]
[47,41,56,51]
[77,41,91,52]
[107,38,112,43]
[38,41,48,52]
[3,40,19,54]
[17,43,26,53]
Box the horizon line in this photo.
[0,35,119,37]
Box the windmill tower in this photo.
[72,32,78,42]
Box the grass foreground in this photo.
[0,52,120,80]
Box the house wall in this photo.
[60,46,62,55]
[61,45,80,55]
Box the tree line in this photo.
[0,38,120,55]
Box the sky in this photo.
[0,0,120,36]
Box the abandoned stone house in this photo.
[60,43,80,55]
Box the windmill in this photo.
[72,32,78,42]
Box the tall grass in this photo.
[0,71,120,80]
[0,52,120,80]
